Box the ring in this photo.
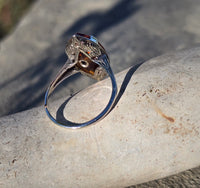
[44,33,117,129]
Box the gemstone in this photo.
[76,33,90,39]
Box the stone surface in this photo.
[1,0,200,117]
[0,47,200,187]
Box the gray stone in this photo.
[0,47,200,187]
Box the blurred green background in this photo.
[0,0,35,40]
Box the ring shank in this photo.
[44,57,117,129]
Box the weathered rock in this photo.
[0,48,200,187]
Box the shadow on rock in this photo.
[0,0,141,116]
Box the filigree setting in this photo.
[65,33,109,80]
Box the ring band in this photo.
[44,33,117,129]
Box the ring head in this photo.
[65,33,108,80]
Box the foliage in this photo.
[0,0,35,40]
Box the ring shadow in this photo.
[56,62,143,125]
[0,0,141,117]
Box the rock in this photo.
[0,47,200,187]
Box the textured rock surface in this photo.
[1,0,200,117]
[0,48,200,187]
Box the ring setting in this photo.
[44,33,117,129]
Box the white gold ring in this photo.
[44,33,117,129]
